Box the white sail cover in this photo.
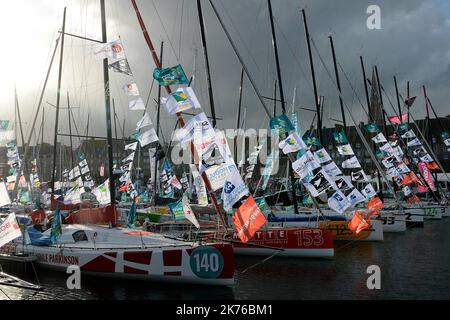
[0,182,11,207]
[0,213,22,248]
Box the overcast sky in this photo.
[1,0,449,148]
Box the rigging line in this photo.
[150,0,181,62]
[178,0,185,60]
[218,0,262,74]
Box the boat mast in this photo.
[15,87,28,176]
[394,76,402,121]
[328,35,347,133]
[374,66,389,137]
[301,9,322,143]
[197,0,217,127]
[234,67,244,165]
[100,0,116,205]
[67,92,74,167]
[154,41,163,206]
[272,80,277,117]
[51,8,66,199]
[130,0,228,227]
[268,0,299,214]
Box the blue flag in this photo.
[168,199,185,221]
[153,64,189,86]
[269,115,294,135]
[50,202,62,244]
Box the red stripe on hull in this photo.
[124,251,152,265]
[162,250,182,266]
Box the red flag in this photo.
[367,197,384,211]
[348,211,369,234]
[118,184,128,192]
[100,162,105,177]
[401,172,419,185]
[407,194,421,204]
[426,162,439,171]
[388,114,407,124]
[232,195,267,243]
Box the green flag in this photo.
[397,122,410,133]
[0,120,9,130]
[168,199,186,221]
[153,64,189,86]
[269,115,294,135]
[50,202,62,244]
[365,123,381,134]
[333,131,348,145]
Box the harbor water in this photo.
[1,218,449,300]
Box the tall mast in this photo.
[131,0,229,228]
[272,80,277,117]
[394,76,402,122]
[268,0,298,214]
[374,66,388,137]
[100,0,116,205]
[234,67,244,165]
[423,86,431,142]
[197,0,217,127]
[51,7,66,199]
[15,87,27,175]
[329,35,347,132]
[301,9,322,142]
[407,81,410,124]
[112,98,118,142]
[360,56,372,121]
[425,95,447,133]
[154,41,163,205]
[67,92,74,167]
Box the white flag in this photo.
[125,142,138,151]
[122,152,135,163]
[136,113,153,130]
[279,132,306,154]
[337,144,355,156]
[328,190,351,214]
[401,130,416,139]
[139,128,159,147]
[347,188,366,206]
[80,165,90,175]
[407,138,422,147]
[161,87,202,115]
[79,159,88,167]
[123,83,140,96]
[380,142,395,154]
[292,151,320,179]
[372,132,387,144]
[190,164,208,206]
[93,40,126,62]
[323,161,342,177]
[444,138,450,146]
[342,156,361,169]
[169,175,183,190]
[129,97,146,111]
[0,213,22,247]
[174,112,215,144]
[314,148,332,164]
[69,166,81,180]
[419,154,434,163]
[396,162,411,174]
[182,193,200,229]
[221,166,249,211]
[0,182,11,207]
[362,184,377,199]
[402,185,412,196]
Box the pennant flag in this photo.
[362,184,377,199]
[402,185,412,196]
[444,138,450,146]
[0,213,22,247]
[153,64,189,86]
[279,132,306,154]
[291,112,300,133]
[351,169,369,182]
[401,172,419,185]
[92,179,111,205]
[269,114,295,135]
[190,164,208,206]
[347,188,366,206]
[232,195,267,243]
[261,150,276,191]
[388,114,407,124]
[182,193,200,228]
[302,132,322,147]
[304,170,333,197]
[138,128,159,147]
[127,198,137,228]
[69,166,81,180]
[376,150,390,159]
[401,130,416,139]
[0,182,11,207]
[123,83,140,96]
[407,194,421,204]
[0,120,10,130]
[404,96,416,107]
[129,97,146,111]
[221,167,250,211]
[169,175,183,190]
[337,144,355,156]
[419,154,434,163]
[323,161,342,177]
[335,176,353,192]
[80,165,90,175]
[333,131,348,145]
[396,162,411,174]
[365,123,381,134]
[372,132,387,144]
[50,202,62,244]
[125,142,138,151]
[342,156,361,169]
[122,152,135,163]
[109,58,132,76]
[314,148,332,164]
[161,87,201,115]
[367,197,384,211]
[407,138,422,147]
[348,211,370,234]
[168,199,184,221]
[441,132,450,140]
[380,142,395,154]
[382,157,395,169]
[418,162,435,190]
[426,162,439,170]
[174,112,215,144]
[292,151,321,180]
[93,40,125,62]
[328,190,350,214]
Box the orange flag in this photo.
[232,195,267,243]
[367,197,384,211]
[401,172,419,185]
[426,162,439,170]
[407,194,421,204]
[348,211,370,234]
